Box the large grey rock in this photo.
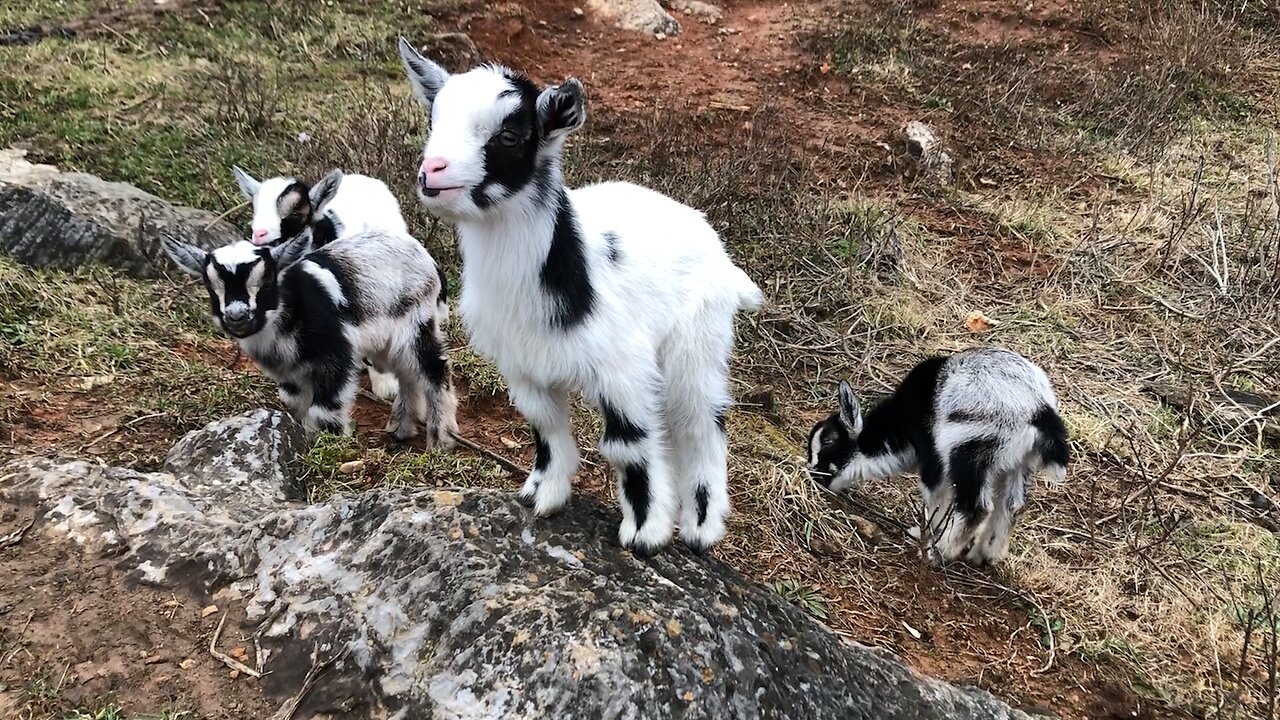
[588,0,681,36]
[0,410,1030,720]
[0,148,241,277]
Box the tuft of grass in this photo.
[771,579,831,620]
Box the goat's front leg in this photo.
[277,380,308,426]
[508,380,577,516]
[305,361,358,436]
[594,366,677,557]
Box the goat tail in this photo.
[731,267,765,312]
[1031,405,1069,484]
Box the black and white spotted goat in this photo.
[806,347,1069,567]
[230,166,440,401]
[162,232,458,445]
[398,38,763,556]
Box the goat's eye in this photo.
[496,129,520,147]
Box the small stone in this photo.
[144,654,165,665]
[179,658,197,670]
[655,31,667,40]
[572,6,585,16]
[338,460,365,475]
[666,619,682,637]
[229,669,240,680]
[229,646,249,661]
[200,604,219,618]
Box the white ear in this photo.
[309,169,343,217]
[269,234,311,270]
[162,235,208,277]
[232,165,261,200]
[536,79,587,142]
[398,37,450,106]
[838,380,863,436]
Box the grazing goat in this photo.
[806,347,1069,567]
[398,38,763,556]
[231,166,443,400]
[162,232,457,445]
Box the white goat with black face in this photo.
[231,166,441,401]
[162,232,457,445]
[806,347,1069,567]
[398,38,763,556]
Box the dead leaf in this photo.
[179,658,197,670]
[228,646,249,661]
[144,654,166,665]
[200,604,219,618]
[74,375,115,391]
[819,60,831,74]
[902,621,923,640]
[963,310,997,333]
[665,619,682,637]
[229,669,240,680]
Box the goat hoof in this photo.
[515,490,537,509]
[683,539,710,556]
[628,540,666,559]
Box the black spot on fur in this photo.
[390,295,418,318]
[541,190,595,330]
[435,261,449,308]
[277,181,313,242]
[1031,405,1070,468]
[623,462,650,532]
[306,253,369,324]
[414,319,449,387]
[472,72,541,209]
[947,409,988,424]
[695,486,709,526]
[275,262,356,413]
[600,400,646,445]
[532,427,551,472]
[603,231,622,264]
[948,436,1000,517]
[808,356,947,489]
[311,213,341,248]
[279,381,301,396]
[714,406,728,433]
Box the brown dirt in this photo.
[0,509,274,719]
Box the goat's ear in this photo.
[309,169,343,217]
[398,37,449,106]
[269,235,311,270]
[838,380,863,436]
[537,78,586,141]
[232,165,260,200]
[162,235,208,277]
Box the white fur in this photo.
[400,49,762,553]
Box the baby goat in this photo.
[399,39,763,556]
[232,166,409,249]
[807,347,1069,567]
[231,166,441,400]
[162,232,457,445]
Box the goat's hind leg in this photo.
[662,312,734,554]
[595,363,677,557]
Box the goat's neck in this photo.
[455,170,572,282]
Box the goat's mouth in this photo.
[421,186,463,199]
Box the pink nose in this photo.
[420,157,449,175]
[252,229,269,244]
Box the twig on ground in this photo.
[210,610,263,679]
[268,644,351,720]
[0,517,35,548]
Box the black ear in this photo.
[838,380,863,436]
[162,235,208,277]
[536,78,586,141]
[269,234,311,270]
[309,170,343,217]
[399,37,451,105]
